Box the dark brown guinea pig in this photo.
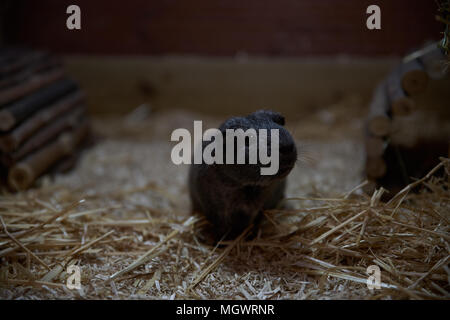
[189,110,297,241]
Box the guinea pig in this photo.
[189,110,297,240]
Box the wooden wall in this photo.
[4,0,442,56]
[2,1,447,117]
[63,56,398,116]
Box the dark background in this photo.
[1,0,442,57]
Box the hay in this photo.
[0,105,449,300]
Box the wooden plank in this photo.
[7,0,440,56]
[64,56,400,117]
[0,78,77,132]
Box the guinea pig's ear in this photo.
[251,110,285,126]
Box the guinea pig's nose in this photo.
[279,142,295,154]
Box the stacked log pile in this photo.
[0,47,91,191]
[364,44,450,195]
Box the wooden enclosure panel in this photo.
[63,57,394,116]
[4,0,442,56]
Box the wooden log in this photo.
[390,117,417,148]
[0,90,85,153]
[390,97,415,117]
[0,67,65,106]
[386,66,415,117]
[368,116,391,138]
[365,136,385,157]
[49,151,82,174]
[50,154,79,174]
[406,43,449,80]
[390,131,416,148]
[375,140,449,198]
[0,48,24,71]
[7,120,90,191]
[367,81,391,137]
[50,133,94,174]
[0,50,46,75]
[0,47,23,61]
[0,56,62,89]
[0,78,77,132]
[399,59,429,96]
[0,106,86,167]
[366,156,387,179]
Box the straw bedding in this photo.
[0,98,449,299]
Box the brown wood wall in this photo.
[4,0,442,56]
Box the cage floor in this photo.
[1,98,448,300]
